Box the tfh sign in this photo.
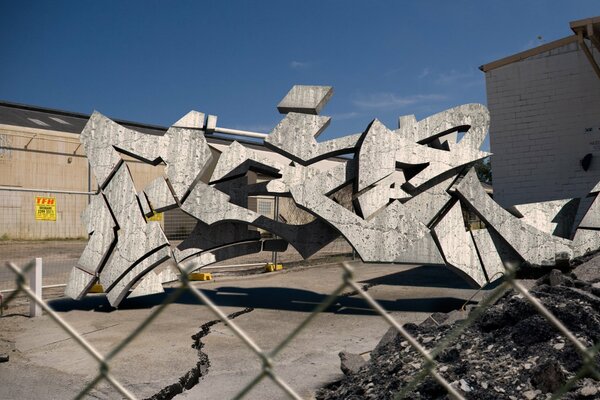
[35,196,56,221]
[65,85,600,307]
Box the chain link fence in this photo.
[2,189,599,399]
[3,252,600,399]
[0,188,89,291]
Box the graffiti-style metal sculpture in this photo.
[65,85,600,307]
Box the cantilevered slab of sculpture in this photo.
[277,85,333,115]
[434,201,487,286]
[455,169,573,266]
[265,112,360,165]
[66,84,600,307]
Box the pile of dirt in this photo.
[317,262,600,399]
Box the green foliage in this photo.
[474,157,492,184]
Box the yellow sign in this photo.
[35,196,56,221]
[146,212,163,222]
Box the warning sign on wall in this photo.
[35,196,56,221]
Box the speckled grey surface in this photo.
[471,228,509,281]
[105,244,171,306]
[290,186,444,264]
[142,177,177,213]
[403,176,454,227]
[211,141,284,182]
[64,266,96,300]
[276,85,333,115]
[579,193,600,229]
[434,201,487,286]
[98,164,170,301]
[514,199,574,235]
[181,181,340,259]
[173,110,205,129]
[76,194,116,274]
[355,171,409,219]
[67,85,600,307]
[82,112,212,201]
[572,229,600,258]
[395,104,489,148]
[456,169,573,266]
[128,271,165,299]
[265,112,359,165]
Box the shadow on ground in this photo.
[48,288,475,315]
[358,264,476,289]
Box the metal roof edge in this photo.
[0,99,169,132]
[479,35,578,73]
[0,100,352,163]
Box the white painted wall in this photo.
[486,40,600,207]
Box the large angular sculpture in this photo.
[66,85,600,307]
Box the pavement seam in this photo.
[22,323,121,352]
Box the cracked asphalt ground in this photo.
[0,262,485,399]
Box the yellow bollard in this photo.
[89,283,104,293]
[264,263,284,272]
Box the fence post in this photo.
[29,258,42,317]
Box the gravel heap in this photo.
[317,265,600,400]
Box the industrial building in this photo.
[481,16,600,207]
[0,101,337,240]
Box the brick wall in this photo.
[486,40,600,207]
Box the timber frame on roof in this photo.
[479,15,600,78]
[570,16,600,79]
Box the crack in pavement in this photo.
[145,307,254,400]
[145,282,376,399]
[338,282,378,298]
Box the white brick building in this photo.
[481,16,600,207]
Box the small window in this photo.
[257,198,274,217]
[49,117,71,125]
[27,118,50,127]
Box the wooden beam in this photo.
[587,22,595,38]
[583,22,600,53]
[570,16,600,32]
[578,31,600,80]
[590,33,600,54]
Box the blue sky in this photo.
[1,1,598,149]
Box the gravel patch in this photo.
[317,263,600,400]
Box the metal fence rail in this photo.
[0,188,90,291]
[3,257,600,399]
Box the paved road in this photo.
[0,261,485,399]
[0,240,85,291]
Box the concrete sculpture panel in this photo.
[434,201,487,286]
[66,85,600,307]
